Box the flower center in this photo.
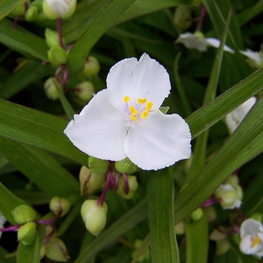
[251,236,260,247]
[123,95,153,125]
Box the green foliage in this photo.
[0,0,262,263]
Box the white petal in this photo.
[48,0,69,16]
[64,89,127,161]
[240,219,263,238]
[205,38,235,53]
[176,33,208,51]
[124,111,191,170]
[240,49,262,68]
[106,53,171,108]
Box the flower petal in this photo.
[240,49,262,68]
[124,111,191,170]
[175,32,208,51]
[106,53,171,108]
[205,38,234,53]
[240,219,263,237]
[64,90,128,161]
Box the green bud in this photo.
[43,0,77,20]
[45,237,69,262]
[190,208,203,221]
[79,166,106,196]
[18,222,37,245]
[202,206,217,222]
[88,156,109,175]
[173,5,192,30]
[12,204,37,224]
[45,28,64,48]
[49,196,71,217]
[215,240,230,255]
[224,174,239,187]
[115,158,138,174]
[75,81,95,102]
[249,213,263,223]
[174,221,185,235]
[10,1,31,17]
[81,200,108,236]
[25,6,38,21]
[44,77,62,100]
[210,228,227,241]
[116,175,138,199]
[81,56,101,77]
[48,46,67,66]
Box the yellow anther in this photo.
[141,110,149,119]
[137,98,147,104]
[130,114,138,122]
[123,96,130,103]
[251,236,260,247]
[129,106,138,115]
[146,101,153,111]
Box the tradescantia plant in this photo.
[0,0,263,263]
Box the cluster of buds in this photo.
[80,157,139,236]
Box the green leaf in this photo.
[174,96,263,224]
[67,0,136,72]
[0,99,87,166]
[0,20,48,61]
[0,0,23,20]
[184,215,208,263]
[0,183,26,224]
[147,171,179,263]
[0,246,15,263]
[0,137,79,197]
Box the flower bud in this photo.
[202,206,217,222]
[210,228,227,241]
[79,166,106,196]
[45,237,69,262]
[25,6,38,21]
[9,1,31,17]
[87,156,109,175]
[75,81,95,102]
[49,196,71,217]
[44,77,62,100]
[45,28,64,48]
[81,56,101,77]
[173,5,192,30]
[224,174,239,187]
[81,200,108,236]
[12,204,37,224]
[190,208,203,221]
[174,221,185,235]
[48,46,67,66]
[116,175,138,199]
[115,158,138,174]
[18,222,37,245]
[43,0,77,20]
[215,240,230,255]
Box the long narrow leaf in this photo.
[0,0,23,20]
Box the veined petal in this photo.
[124,111,191,170]
[64,90,127,161]
[106,53,171,108]
[205,38,235,53]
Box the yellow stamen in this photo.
[251,236,260,247]
[129,106,138,115]
[146,101,153,111]
[137,98,147,104]
[141,110,149,119]
[123,96,130,103]
[130,114,138,122]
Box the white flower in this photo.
[64,53,192,171]
[240,49,263,68]
[225,97,256,134]
[43,0,77,20]
[215,184,243,210]
[240,219,263,257]
[175,31,234,53]
[0,212,7,239]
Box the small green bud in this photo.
[249,213,263,223]
[81,200,108,236]
[25,6,38,21]
[45,28,64,48]
[18,222,37,245]
[49,196,71,217]
[173,5,192,30]
[190,208,203,221]
[10,1,31,17]
[79,166,106,196]
[215,240,230,255]
[12,204,36,224]
[115,158,138,174]
[43,0,77,20]
[174,221,185,235]
[116,175,138,199]
[48,46,67,66]
[44,77,62,100]
[81,56,101,77]
[210,228,227,241]
[224,174,239,187]
[75,81,95,102]
[45,237,69,262]
[87,156,109,175]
